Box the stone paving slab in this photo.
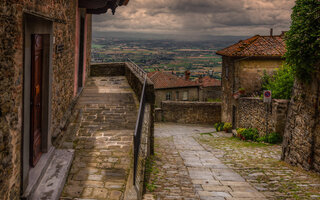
[60,77,137,200]
[144,123,266,200]
[196,131,320,199]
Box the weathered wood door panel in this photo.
[30,34,43,167]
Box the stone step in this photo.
[30,149,74,200]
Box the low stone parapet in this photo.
[158,101,221,124]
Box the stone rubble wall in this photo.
[0,1,91,199]
[158,101,221,124]
[90,63,126,77]
[237,97,289,136]
[282,73,320,173]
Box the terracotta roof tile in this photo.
[197,76,221,87]
[147,71,199,89]
[216,35,286,57]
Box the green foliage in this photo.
[214,122,225,131]
[285,0,320,82]
[257,132,283,144]
[207,98,222,102]
[241,128,260,141]
[223,123,232,131]
[261,65,295,99]
[144,155,159,192]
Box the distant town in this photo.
[91,38,242,80]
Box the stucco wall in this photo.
[0,1,91,199]
[236,58,283,94]
[237,97,289,136]
[159,101,221,124]
[154,87,199,108]
[282,73,320,173]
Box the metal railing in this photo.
[133,74,147,189]
[129,58,148,190]
[128,58,146,77]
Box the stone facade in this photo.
[282,73,320,172]
[200,86,222,101]
[221,57,284,123]
[154,87,199,108]
[158,101,221,124]
[0,1,91,199]
[237,97,289,136]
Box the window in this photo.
[176,91,179,100]
[166,92,172,100]
[183,91,188,101]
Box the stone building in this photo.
[197,76,222,101]
[216,33,286,124]
[148,71,200,107]
[0,0,128,199]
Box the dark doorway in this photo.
[30,34,43,167]
[78,16,85,91]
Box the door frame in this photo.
[22,13,53,193]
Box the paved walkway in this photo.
[144,123,266,200]
[60,77,137,200]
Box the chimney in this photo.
[270,28,273,36]
[185,70,190,81]
[198,75,203,83]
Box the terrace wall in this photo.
[157,101,221,124]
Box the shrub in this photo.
[223,123,232,132]
[258,132,282,144]
[241,128,259,141]
[261,65,295,100]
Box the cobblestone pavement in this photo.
[60,77,137,200]
[144,123,266,200]
[195,131,320,200]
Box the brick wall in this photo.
[282,73,320,173]
[237,97,289,136]
[158,101,221,124]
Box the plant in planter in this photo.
[223,123,232,133]
[238,87,245,95]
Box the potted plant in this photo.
[223,123,232,133]
[238,87,245,95]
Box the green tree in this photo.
[285,0,320,82]
[262,65,295,100]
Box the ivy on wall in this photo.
[285,0,320,82]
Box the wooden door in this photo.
[30,34,43,167]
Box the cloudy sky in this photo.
[93,0,295,40]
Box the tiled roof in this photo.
[197,76,221,87]
[147,71,199,89]
[216,35,286,57]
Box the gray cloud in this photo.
[93,0,295,39]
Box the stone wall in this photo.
[90,63,126,77]
[237,97,289,136]
[0,2,91,199]
[282,73,320,172]
[221,56,236,123]
[158,101,221,124]
[90,62,155,104]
